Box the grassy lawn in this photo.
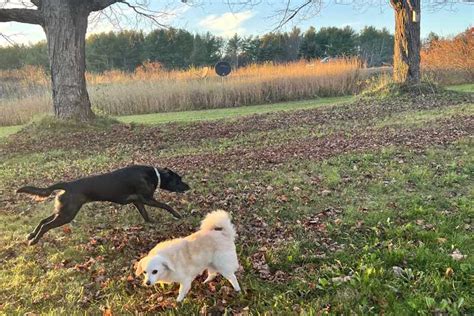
[1,82,472,137]
[0,91,473,314]
[0,96,350,139]
[446,83,474,93]
[116,96,351,125]
[0,124,22,139]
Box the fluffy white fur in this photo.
[135,210,240,302]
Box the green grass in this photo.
[1,141,472,314]
[0,124,22,138]
[375,103,474,128]
[0,81,472,137]
[446,83,474,93]
[116,96,351,125]
[0,96,351,139]
[0,91,473,314]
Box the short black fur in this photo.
[17,165,190,245]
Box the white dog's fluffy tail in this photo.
[200,210,236,239]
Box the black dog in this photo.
[17,165,190,245]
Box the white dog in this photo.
[135,210,241,302]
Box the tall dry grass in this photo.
[0,58,363,126]
[421,28,474,85]
[0,66,51,126]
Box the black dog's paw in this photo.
[28,238,39,246]
[26,232,36,240]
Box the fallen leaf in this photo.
[207,282,217,293]
[445,267,454,278]
[450,249,466,261]
[331,275,352,283]
[321,189,331,196]
[102,306,113,316]
[392,266,404,277]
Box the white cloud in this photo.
[199,10,255,37]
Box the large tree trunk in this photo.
[42,0,94,121]
[391,0,421,84]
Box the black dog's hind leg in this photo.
[27,214,55,240]
[133,202,151,223]
[141,197,182,219]
[28,212,77,245]
[28,193,83,246]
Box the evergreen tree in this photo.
[225,33,242,68]
[299,26,320,59]
[358,26,394,66]
[144,28,194,69]
[240,36,261,65]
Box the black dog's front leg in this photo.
[133,202,152,222]
[141,197,182,219]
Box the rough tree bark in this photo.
[0,0,122,121]
[390,0,421,84]
[42,0,94,120]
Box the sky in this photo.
[0,0,473,46]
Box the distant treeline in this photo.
[0,26,394,72]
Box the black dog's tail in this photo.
[17,182,68,197]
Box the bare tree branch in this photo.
[0,1,38,10]
[119,1,169,28]
[0,32,15,45]
[31,0,41,8]
[274,0,317,30]
[0,8,43,24]
[89,0,122,12]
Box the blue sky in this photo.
[0,0,472,46]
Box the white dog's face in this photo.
[135,255,172,286]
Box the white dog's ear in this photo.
[162,258,175,272]
[135,258,144,276]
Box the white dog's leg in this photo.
[222,272,241,292]
[203,269,218,283]
[176,280,192,302]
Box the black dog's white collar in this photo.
[154,167,161,188]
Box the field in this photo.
[0,59,363,126]
[421,29,473,85]
[0,87,473,314]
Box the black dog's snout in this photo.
[146,280,151,286]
